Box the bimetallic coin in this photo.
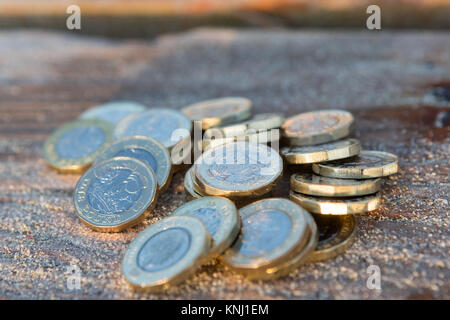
[74,157,158,232]
[281,138,361,164]
[122,215,211,291]
[201,129,280,151]
[171,197,240,256]
[281,110,354,146]
[306,215,356,263]
[94,136,172,192]
[181,97,252,130]
[290,191,382,215]
[184,167,205,201]
[114,108,192,149]
[290,173,382,197]
[79,101,146,124]
[222,198,309,273]
[194,142,283,198]
[43,119,114,173]
[312,150,399,179]
[203,113,284,139]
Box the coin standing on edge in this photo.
[122,215,211,291]
[290,191,382,215]
[114,108,192,149]
[222,198,309,274]
[171,197,240,256]
[307,215,356,263]
[79,101,147,124]
[74,157,158,232]
[94,136,172,192]
[181,97,252,130]
[43,119,114,173]
[184,167,204,200]
[194,141,283,198]
[281,110,354,146]
[312,150,399,179]
[290,173,382,197]
[281,138,361,164]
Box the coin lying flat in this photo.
[194,142,283,198]
[114,108,192,149]
[79,101,146,124]
[184,168,204,201]
[312,150,399,179]
[222,198,309,274]
[281,138,361,164]
[181,97,252,130]
[94,136,172,192]
[290,173,382,197]
[74,157,158,232]
[122,215,211,291]
[171,197,240,256]
[307,215,356,263]
[201,129,280,151]
[281,110,354,146]
[43,119,114,173]
[290,191,381,215]
[203,113,284,139]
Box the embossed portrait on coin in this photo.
[87,167,143,214]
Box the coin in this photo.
[171,197,240,256]
[203,113,284,139]
[281,110,354,146]
[222,198,309,273]
[306,215,356,263]
[43,119,114,173]
[74,157,158,232]
[184,167,204,200]
[122,215,211,291]
[312,150,399,179]
[79,101,146,124]
[94,136,172,192]
[181,97,252,130]
[114,108,192,149]
[201,129,280,151]
[193,142,283,198]
[290,173,382,197]
[290,191,382,215]
[281,138,361,164]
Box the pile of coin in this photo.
[42,98,399,290]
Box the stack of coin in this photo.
[185,141,283,206]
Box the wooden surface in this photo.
[0,29,449,299]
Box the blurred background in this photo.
[1,0,450,38]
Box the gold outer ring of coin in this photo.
[74,157,159,232]
[281,109,354,146]
[221,198,310,272]
[312,150,399,179]
[252,209,319,280]
[171,196,241,256]
[280,138,361,164]
[43,119,114,173]
[290,191,382,215]
[93,136,173,192]
[290,173,382,197]
[201,129,280,151]
[193,142,283,198]
[181,97,252,130]
[306,215,356,263]
[121,215,211,292]
[203,113,284,139]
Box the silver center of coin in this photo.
[56,126,105,159]
[122,114,181,143]
[87,167,143,215]
[185,207,222,236]
[238,210,292,257]
[287,115,339,135]
[137,228,191,272]
[113,148,158,173]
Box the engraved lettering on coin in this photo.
[87,167,143,215]
[184,207,222,236]
[114,148,158,173]
[238,210,292,256]
[55,126,105,159]
[137,228,191,272]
